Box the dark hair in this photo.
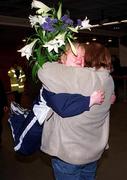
[84,42,112,70]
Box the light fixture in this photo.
[113,26,120,30]
[86,42,90,45]
[92,38,96,41]
[102,21,119,26]
[108,39,112,42]
[121,19,127,23]
[22,39,26,42]
[91,18,127,28]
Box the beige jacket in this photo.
[38,62,114,165]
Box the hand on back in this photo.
[90,90,105,107]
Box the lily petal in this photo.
[29,15,46,27]
[17,39,38,60]
[32,0,51,14]
[79,17,93,30]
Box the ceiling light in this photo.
[86,42,90,45]
[22,39,26,42]
[102,21,119,26]
[113,26,120,30]
[121,19,127,23]
[92,38,96,41]
[108,39,112,42]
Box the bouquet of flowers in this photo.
[18,0,92,78]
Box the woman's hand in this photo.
[89,90,105,107]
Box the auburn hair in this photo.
[84,42,112,70]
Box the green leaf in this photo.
[57,2,62,20]
[67,38,77,56]
[32,62,39,80]
[68,27,78,33]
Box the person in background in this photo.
[0,80,8,145]
[8,64,26,104]
[38,42,115,180]
[111,55,121,99]
[111,55,121,75]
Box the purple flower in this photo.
[46,17,52,23]
[77,19,82,26]
[61,15,68,21]
[65,18,73,25]
[41,17,58,32]
[46,17,58,24]
[41,22,55,32]
[52,18,58,23]
[61,15,73,25]
[61,24,67,30]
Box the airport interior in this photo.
[0,0,127,179]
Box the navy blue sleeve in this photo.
[42,88,90,118]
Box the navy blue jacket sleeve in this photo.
[42,88,90,118]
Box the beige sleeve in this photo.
[37,62,77,93]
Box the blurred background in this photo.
[0,1,127,180]
[0,0,127,100]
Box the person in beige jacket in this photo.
[38,42,115,180]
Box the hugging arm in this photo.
[42,88,104,118]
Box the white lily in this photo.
[79,17,93,30]
[43,32,65,53]
[43,39,59,53]
[55,32,66,42]
[31,0,51,14]
[43,38,65,53]
[56,39,65,47]
[29,15,46,27]
[17,39,38,60]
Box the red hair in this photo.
[84,42,112,70]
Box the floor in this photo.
[0,93,127,180]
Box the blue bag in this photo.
[8,111,43,155]
[8,88,90,156]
